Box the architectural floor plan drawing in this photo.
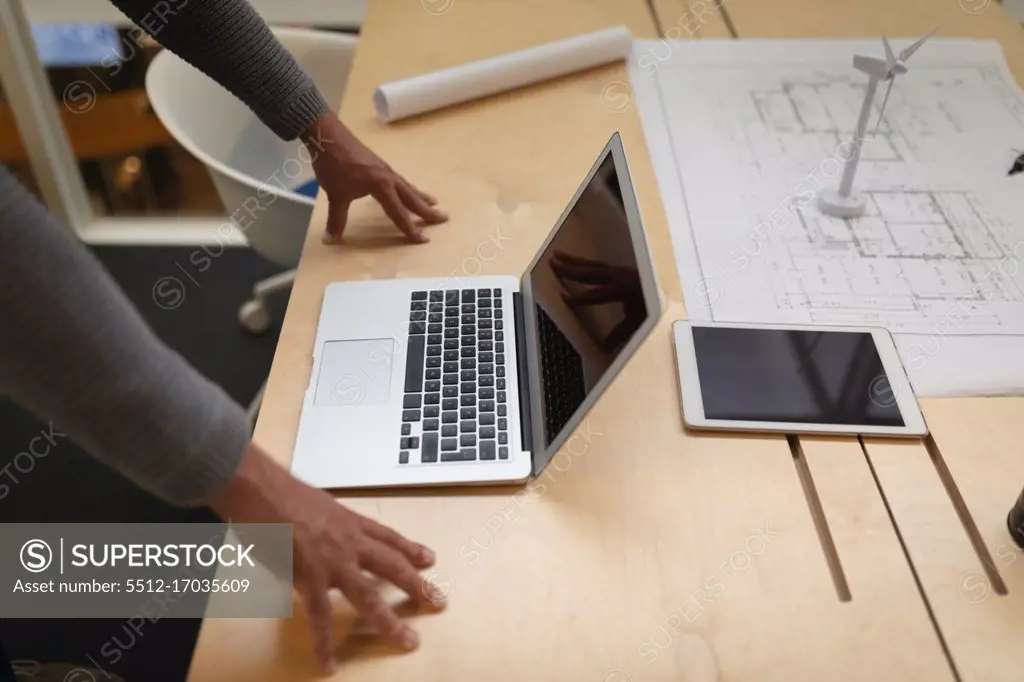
[629,39,1024,396]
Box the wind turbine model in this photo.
[818,28,937,219]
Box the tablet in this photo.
[672,321,928,437]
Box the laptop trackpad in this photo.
[314,339,395,407]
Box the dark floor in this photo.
[0,245,287,682]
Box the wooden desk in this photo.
[188,1,1024,681]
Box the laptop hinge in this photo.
[512,292,534,455]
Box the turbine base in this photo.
[818,188,867,218]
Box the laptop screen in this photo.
[527,151,648,446]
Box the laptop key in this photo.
[478,298,491,308]
[404,335,426,392]
[425,406,440,418]
[426,357,442,369]
[478,289,491,298]
[403,395,421,409]
[428,323,442,334]
[479,387,495,399]
[446,306,459,317]
[425,380,440,392]
[424,419,439,431]
[479,319,492,329]
[494,298,502,308]
[461,336,475,347]
[411,311,426,322]
[492,288,501,296]
[444,328,458,339]
[426,368,441,380]
[430,290,443,301]
[445,291,459,305]
[496,342,505,352]
[460,420,475,433]
[402,423,411,435]
[480,426,496,439]
[480,400,495,412]
[460,395,475,406]
[461,370,475,381]
[461,358,476,369]
[445,318,458,328]
[461,407,476,419]
[480,341,494,351]
[480,413,495,426]
[498,405,507,417]
[497,353,505,364]
[442,424,457,436]
[427,334,442,345]
[496,331,504,341]
[479,329,493,340]
[462,347,476,357]
[494,309,503,319]
[441,451,466,462]
[444,361,458,372]
[429,313,443,323]
[444,339,459,350]
[441,438,458,451]
[412,291,428,301]
[480,375,494,387]
[425,393,440,405]
[497,379,506,390]
[400,451,410,464]
[427,345,442,357]
[460,382,475,393]
[499,432,508,445]
[422,433,438,463]
[462,325,475,336]
[462,290,474,302]
[444,350,459,361]
[460,434,476,446]
[443,386,458,397]
[498,418,507,430]
[497,367,506,378]
[479,309,492,319]
[442,411,457,423]
[480,363,494,375]
[443,398,459,410]
[461,304,475,314]
[443,374,457,385]
[479,352,494,362]
[499,447,509,460]
[402,410,420,422]
[430,302,443,312]
[411,301,427,311]
[496,321,504,330]
[480,441,496,460]
[497,391,506,402]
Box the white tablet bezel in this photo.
[672,320,928,437]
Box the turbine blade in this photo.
[854,55,890,80]
[872,78,896,137]
[900,26,938,62]
[882,36,897,69]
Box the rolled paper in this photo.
[373,25,633,123]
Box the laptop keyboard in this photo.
[399,288,510,464]
[536,306,587,439]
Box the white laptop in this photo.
[290,133,662,489]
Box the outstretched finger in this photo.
[362,518,435,568]
[297,570,336,673]
[373,183,426,243]
[323,197,351,244]
[361,542,445,608]
[397,180,447,225]
[338,570,418,650]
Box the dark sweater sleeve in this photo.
[110,0,330,140]
[0,166,250,506]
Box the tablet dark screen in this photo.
[692,327,905,427]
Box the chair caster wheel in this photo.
[239,298,271,335]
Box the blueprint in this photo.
[629,39,1024,396]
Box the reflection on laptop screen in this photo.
[528,152,647,446]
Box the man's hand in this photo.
[302,113,448,244]
[209,443,445,674]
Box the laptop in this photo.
[290,133,662,489]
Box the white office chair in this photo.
[145,27,359,332]
[146,27,359,425]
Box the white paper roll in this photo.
[373,25,634,123]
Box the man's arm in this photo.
[0,166,249,505]
[110,0,327,140]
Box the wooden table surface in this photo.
[188,1,1024,681]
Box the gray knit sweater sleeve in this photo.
[0,0,330,505]
[0,167,250,506]
[110,0,330,139]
